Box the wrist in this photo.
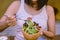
[43,30,48,35]
[43,30,45,33]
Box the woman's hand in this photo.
[6,15,17,26]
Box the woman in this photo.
[0,0,55,40]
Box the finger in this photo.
[6,19,12,23]
[11,16,16,19]
[39,29,43,35]
[8,21,16,26]
[11,18,17,22]
[40,31,43,35]
[39,31,43,36]
[7,18,16,24]
[7,15,16,20]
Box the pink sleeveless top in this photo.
[15,0,48,40]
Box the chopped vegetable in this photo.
[23,17,41,34]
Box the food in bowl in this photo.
[22,17,41,40]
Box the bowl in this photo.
[22,28,41,40]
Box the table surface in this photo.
[9,35,60,40]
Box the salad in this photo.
[23,17,41,34]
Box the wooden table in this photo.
[8,35,60,40]
[9,36,14,40]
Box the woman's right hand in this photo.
[6,15,17,26]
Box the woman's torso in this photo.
[16,0,48,30]
[15,0,48,40]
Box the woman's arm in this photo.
[0,1,20,32]
[43,5,55,38]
